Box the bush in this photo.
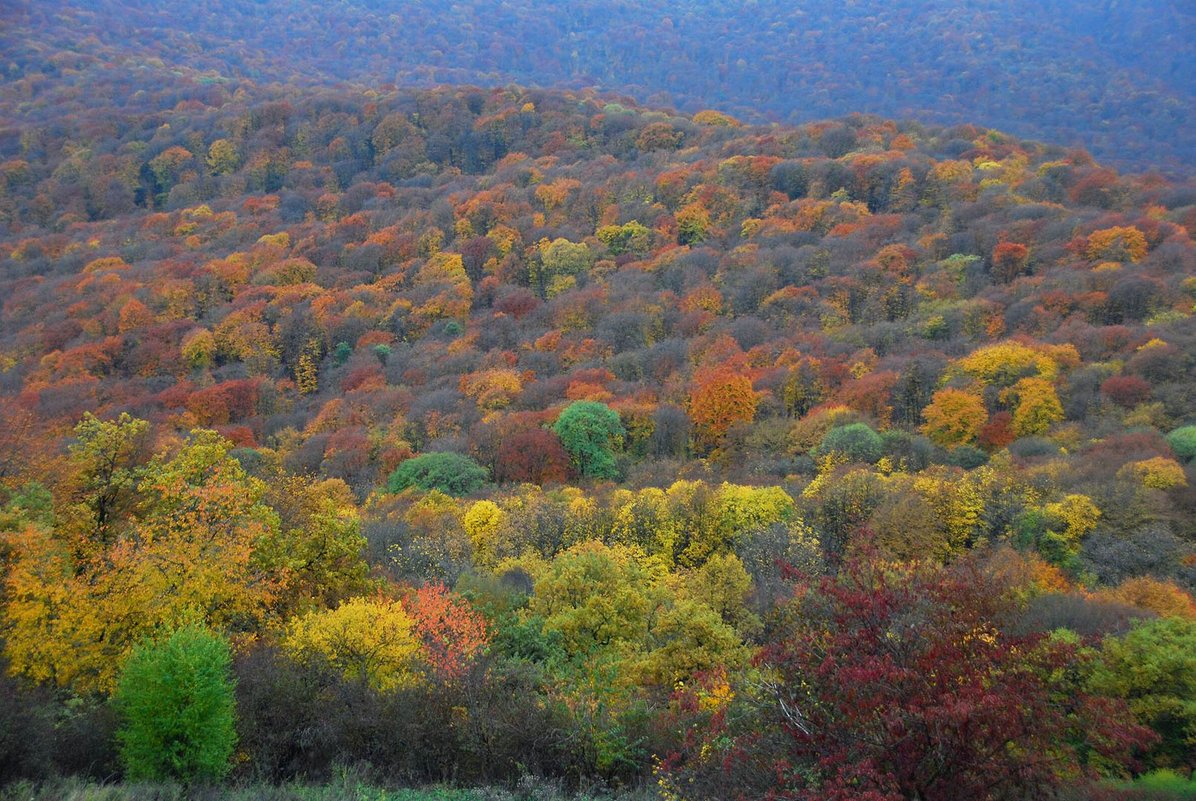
[387,452,489,496]
[0,650,119,783]
[0,668,52,783]
[114,624,237,782]
[1011,592,1151,639]
[1080,523,1185,586]
[233,642,573,786]
[816,422,883,463]
[880,430,935,471]
[1132,769,1196,795]
[1008,436,1061,459]
[1166,425,1196,463]
[946,445,989,469]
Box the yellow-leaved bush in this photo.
[1117,457,1188,490]
[285,596,419,692]
[525,540,749,688]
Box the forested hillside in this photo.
[3,0,1195,172]
[3,27,1196,801]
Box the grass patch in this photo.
[1095,770,1196,800]
[0,775,659,801]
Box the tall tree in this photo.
[553,401,625,480]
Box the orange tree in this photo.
[689,369,757,453]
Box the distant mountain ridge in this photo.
[2,0,1194,173]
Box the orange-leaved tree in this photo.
[689,369,758,452]
[921,388,988,448]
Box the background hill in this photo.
[2,0,1195,173]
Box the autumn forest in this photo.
[2,2,1196,801]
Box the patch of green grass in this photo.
[0,776,658,801]
[1103,770,1196,800]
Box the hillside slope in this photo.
[3,51,1196,797]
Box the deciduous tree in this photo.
[115,625,236,782]
[921,388,988,447]
[552,401,625,480]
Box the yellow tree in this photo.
[637,599,746,686]
[609,487,678,560]
[530,541,660,656]
[56,412,150,556]
[460,369,524,411]
[679,553,761,638]
[921,388,988,448]
[180,328,216,371]
[294,338,321,395]
[3,426,286,694]
[463,499,505,567]
[285,596,419,691]
[206,139,240,175]
[1086,226,1148,263]
[257,475,371,615]
[952,341,1058,387]
[1005,377,1063,437]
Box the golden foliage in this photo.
[286,596,419,691]
[1117,456,1188,490]
[921,388,988,447]
[1086,226,1148,263]
[1103,577,1196,619]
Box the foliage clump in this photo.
[388,452,489,496]
[114,625,237,782]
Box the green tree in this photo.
[552,401,626,480]
[387,452,488,496]
[1089,617,1196,769]
[114,625,237,782]
[816,422,883,464]
[1167,425,1196,464]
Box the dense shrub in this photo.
[233,643,573,785]
[816,422,883,464]
[114,625,237,782]
[1167,426,1196,463]
[388,453,489,496]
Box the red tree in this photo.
[1101,374,1152,408]
[494,428,572,485]
[402,584,489,682]
[664,558,1153,801]
[977,410,1016,451]
[992,241,1030,283]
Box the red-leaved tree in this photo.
[661,558,1153,801]
[493,428,573,485]
[403,584,489,682]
